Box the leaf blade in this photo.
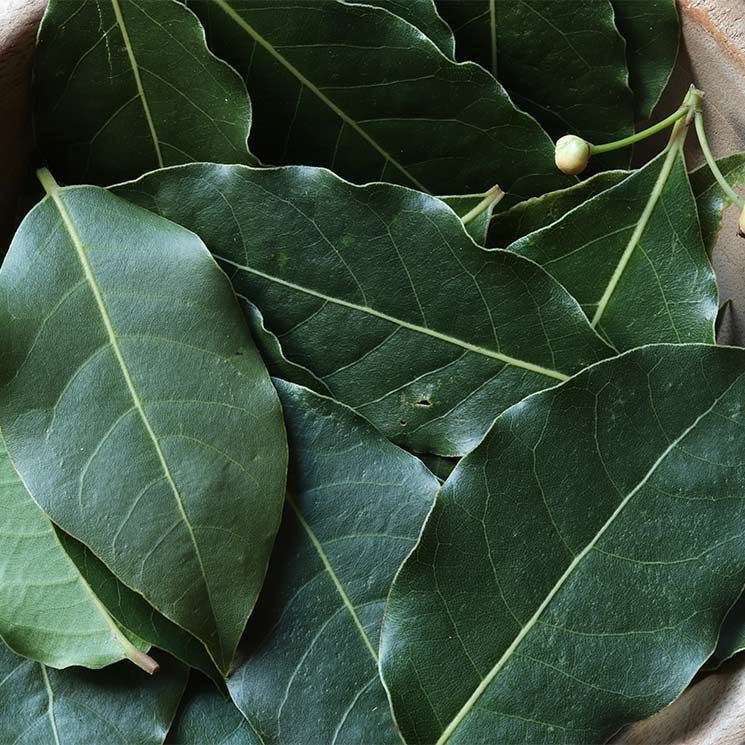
[381,343,745,744]
[227,380,439,744]
[34,0,255,185]
[115,164,612,456]
[0,181,287,674]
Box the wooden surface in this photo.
[2,1,745,743]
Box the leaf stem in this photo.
[589,106,688,155]
[694,111,745,210]
[460,185,504,225]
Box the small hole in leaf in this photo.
[399,419,407,426]
[415,398,431,407]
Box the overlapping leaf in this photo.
[0,178,287,674]
[382,344,745,745]
[185,0,568,198]
[488,170,628,248]
[690,153,745,253]
[115,164,612,456]
[0,437,151,671]
[508,144,717,350]
[226,380,439,744]
[58,533,222,685]
[0,642,186,744]
[435,0,633,166]
[611,0,680,119]
[34,0,254,185]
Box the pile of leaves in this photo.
[3,0,745,742]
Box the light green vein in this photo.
[591,137,684,329]
[38,171,220,665]
[286,494,378,662]
[216,255,569,382]
[435,372,742,744]
[210,0,429,193]
[110,0,164,167]
[40,665,61,745]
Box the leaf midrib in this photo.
[590,143,682,329]
[216,254,570,382]
[210,0,429,193]
[43,181,220,664]
[286,494,378,662]
[40,665,61,745]
[435,371,744,744]
[110,0,164,167]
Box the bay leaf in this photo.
[0,435,153,672]
[381,343,745,745]
[435,0,633,167]
[58,532,223,687]
[115,163,612,457]
[168,674,259,744]
[226,380,439,744]
[184,0,569,198]
[488,170,629,248]
[34,0,254,185]
[0,174,288,675]
[707,592,745,670]
[690,153,745,254]
[611,0,680,120]
[349,0,454,58]
[508,145,717,350]
[0,641,187,744]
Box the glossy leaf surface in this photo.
[0,437,148,671]
[382,344,745,745]
[34,0,254,185]
[488,170,628,248]
[690,153,745,253]
[185,0,568,197]
[508,147,717,350]
[0,180,287,674]
[116,164,611,456]
[611,0,679,119]
[226,380,439,744]
[168,674,258,744]
[351,0,454,57]
[0,642,186,744]
[435,0,633,161]
[58,533,222,685]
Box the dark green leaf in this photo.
[0,436,151,671]
[435,0,633,165]
[0,177,287,675]
[168,674,259,744]
[227,380,439,744]
[34,0,254,185]
[508,146,717,350]
[488,170,628,248]
[115,164,611,456]
[58,532,223,687]
[350,0,454,57]
[690,153,745,254]
[381,343,745,745]
[185,0,569,197]
[611,0,679,120]
[0,642,187,744]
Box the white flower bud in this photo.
[739,206,745,239]
[554,135,591,176]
